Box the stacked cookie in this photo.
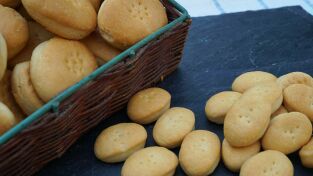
[0,0,169,135]
[205,71,313,174]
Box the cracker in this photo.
[0,33,7,81]
[0,101,16,135]
[299,137,313,168]
[0,0,20,8]
[277,72,313,90]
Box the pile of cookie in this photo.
[0,0,168,135]
[94,71,313,176]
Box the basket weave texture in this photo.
[0,1,191,175]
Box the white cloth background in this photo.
[175,0,313,17]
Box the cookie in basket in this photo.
[277,72,313,89]
[9,21,54,68]
[0,33,7,81]
[0,0,20,8]
[232,71,277,93]
[94,123,147,163]
[12,61,44,115]
[98,0,168,49]
[0,101,17,135]
[22,0,97,39]
[30,37,98,102]
[153,107,195,149]
[300,137,313,168]
[127,87,171,124]
[205,91,242,124]
[240,150,293,176]
[0,4,29,59]
[122,146,178,176]
[81,32,121,63]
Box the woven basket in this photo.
[0,0,191,175]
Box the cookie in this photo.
[0,33,7,81]
[224,98,271,147]
[271,106,287,118]
[94,123,147,163]
[0,0,20,8]
[9,21,54,68]
[12,61,44,115]
[89,0,101,11]
[242,82,283,113]
[232,71,277,93]
[30,37,98,102]
[179,130,221,176]
[81,32,121,63]
[122,146,178,176]
[98,0,168,49]
[127,87,171,124]
[205,91,241,124]
[277,72,313,90]
[0,101,16,135]
[222,139,260,172]
[22,0,97,39]
[153,107,195,149]
[0,4,29,59]
[283,84,313,122]
[299,137,313,168]
[0,70,25,121]
[240,150,293,176]
[262,112,312,154]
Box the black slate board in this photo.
[37,6,313,176]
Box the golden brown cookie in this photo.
[205,91,242,124]
[283,84,313,122]
[30,37,98,102]
[153,107,195,149]
[271,106,288,118]
[94,123,147,163]
[22,0,97,39]
[232,71,277,93]
[222,139,260,172]
[299,137,313,168]
[0,4,29,59]
[277,72,313,90]
[179,130,221,176]
[127,87,171,124]
[0,0,20,8]
[12,61,44,115]
[9,21,53,68]
[224,98,271,147]
[0,101,16,135]
[262,112,312,154]
[240,150,293,176]
[122,146,178,176]
[98,0,168,49]
[81,32,121,63]
[0,33,7,81]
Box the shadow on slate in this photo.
[37,6,313,176]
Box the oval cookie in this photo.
[277,72,313,90]
[205,91,241,124]
[179,130,221,176]
[0,101,16,135]
[222,139,260,172]
[224,98,271,147]
[127,87,171,124]
[262,112,312,154]
[232,71,277,93]
[153,107,195,148]
[12,62,44,115]
[122,146,178,176]
[271,106,287,118]
[299,137,313,168]
[240,150,293,176]
[94,123,147,163]
[30,38,98,102]
[0,33,7,81]
[283,84,313,122]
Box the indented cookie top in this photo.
[153,107,195,148]
[98,0,168,49]
[179,130,221,176]
[262,112,312,154]
[240,150,294,176]
[283,84,313,122]
[127,87,171,124]
[122,146,178,176]
[0,33,7,81]
[224,98,271,147]
[205,91,242,124]
[300,137,313,168]
[277,72,313,90]
[30,37,98,102]
[94,123,147,163]
[232,71,277,93]
[0,101,16,135]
